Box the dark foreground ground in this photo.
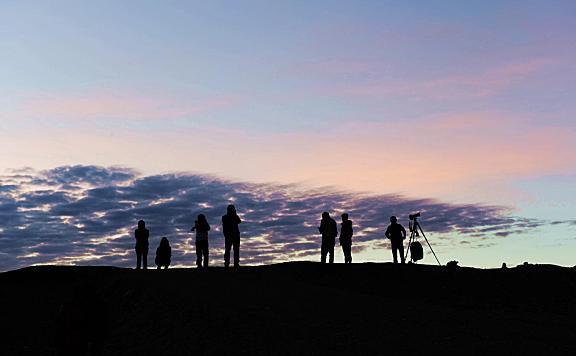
[1,262,575,356]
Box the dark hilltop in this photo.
[1,262,575,355]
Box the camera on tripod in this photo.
[409,212,421,220]
[405,211,442,265]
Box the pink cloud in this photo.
[2,106,573,205]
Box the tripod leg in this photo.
[405,229,415,262]
[418,224,441,266]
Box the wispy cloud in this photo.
[1,90,239,122]
[312,59,554,100]
[0,165,545,271]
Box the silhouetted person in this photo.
[222,204,242,267]
[155,237,171,269]
[385,216,406,264]
[134,220,149,269]
[340,213,353,263]
[191,214,211,268]
[319,212,338,263]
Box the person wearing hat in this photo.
[385,216,406,264]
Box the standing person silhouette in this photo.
[339,213,353,263]
[191,214,211,268]
[155,237,171,269]
[222,205,242,267]
[385,216,406,264]
[134,220,149,269]
[318,212,338,263]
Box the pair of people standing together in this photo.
[189,204,242,268]
[134,204,242,269]
[318,212,353,264]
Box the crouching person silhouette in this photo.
[155,237,171,269]
[385,216,406,264]
[191,214,210,268]
[340,213,353,263]
[319,212,338,263]
[222,205,241,267]
[134,220,149,269]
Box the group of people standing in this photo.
[134,205,410,269]
[134,204,242,269]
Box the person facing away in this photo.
[155,237,171,269]
[385,216,406,264]
[318,212,338,263]
[191,214,210,268]
[222,204,242,267]
[339,213,353,264]
[134,220,150,269]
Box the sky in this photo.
[0,1,575,270]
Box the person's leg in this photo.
[224,239,231,267]
[399,243,405,264]
[345,244,352,263]
[136,248,142,269]
[392,243,398,264]
[203,242,209,267]
[143,248,148,269]
[349,245,353,263]
[233,238,240,267]
[196,242,203,267]
[321,241,327,263]
[329,244,334,263]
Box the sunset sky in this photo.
[1,1,575,270]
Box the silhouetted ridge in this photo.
[1,263,575,355]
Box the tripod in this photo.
[405,216,441,265]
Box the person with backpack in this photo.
[339,213,353,263]
[318,212,338,263]
[191,214,210,268]
[385,216,406,264]
[155,237,172,269]
[222,205,242,267]
[134,220,149,269]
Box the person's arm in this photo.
[385,226,391,239]
[206,223,211,231]
[235,215,242,224]
[191,224,196,232]
[401,225,406,239]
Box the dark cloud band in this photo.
[0,165,542,271]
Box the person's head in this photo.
[390,216,398,224]
[227,204,236,215]
[341,213,349,221]
[197,214,207,223]
[138,220,145,229]
[322,211,330,219]
[160,237,169,246]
